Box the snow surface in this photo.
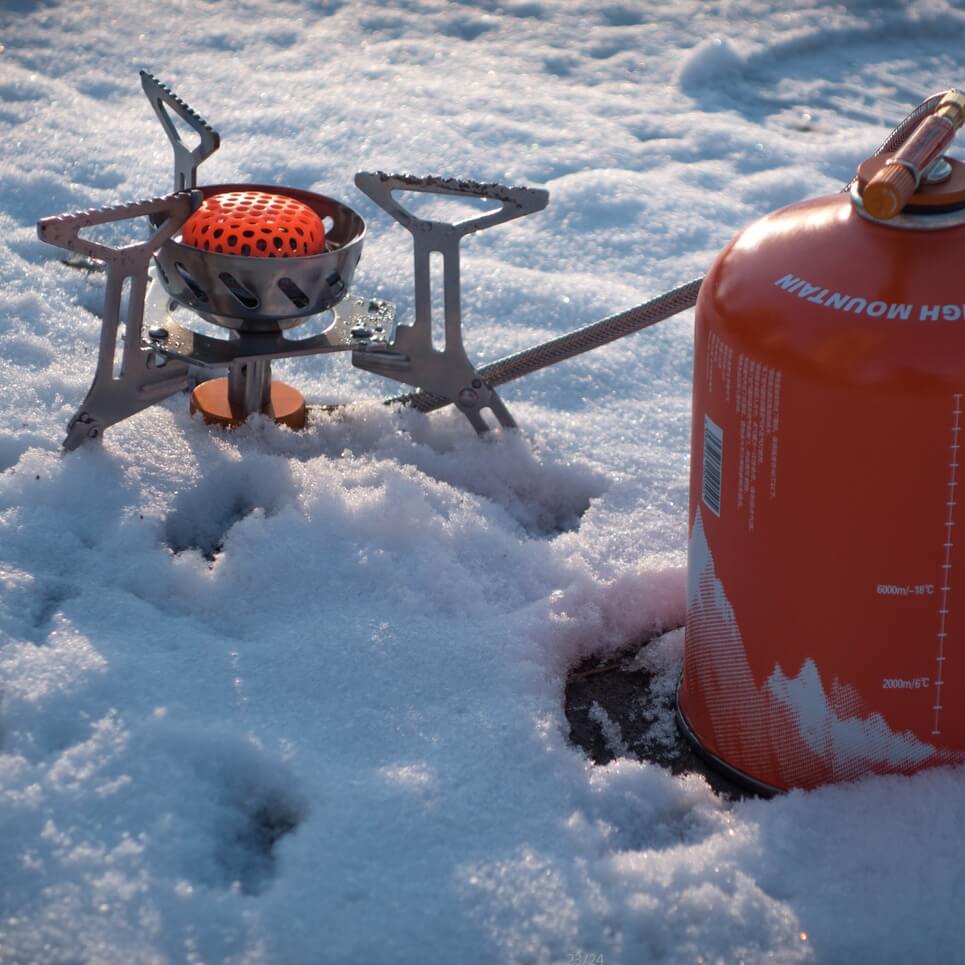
[2,0,965,962]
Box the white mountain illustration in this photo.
[684,508,942,787]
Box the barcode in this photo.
[702,415,723,517]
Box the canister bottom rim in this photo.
[674,677,782,798]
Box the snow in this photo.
[678,37,745,92]
[2,0,965,961]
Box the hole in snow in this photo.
[29,583,78,645]
[165,496,256,561]
[564,629,755,800]
[151,730,309,896]
[225,792,304,895]
[163,461,297,561]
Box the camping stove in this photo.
[38,72,548,450]
[39,72,965,795]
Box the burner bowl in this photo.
[154,184,365,332]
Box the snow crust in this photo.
[2,1,965,961]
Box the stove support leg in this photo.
[352,172,548,433]
[37,193,202,451]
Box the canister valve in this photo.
[862,89,965,219]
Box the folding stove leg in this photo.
[352,172,548,433]
[140,72,221,193]
[37,192,202,451]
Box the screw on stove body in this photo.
[148,327,169,367]
[70,411,100,440]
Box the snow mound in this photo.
[678,37,744,92]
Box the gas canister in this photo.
[677,91,965,792]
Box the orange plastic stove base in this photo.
[189,378,306,430]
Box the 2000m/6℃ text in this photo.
[881,677,931,690]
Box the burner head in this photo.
[154,184,365,333]
[182,190,326,257]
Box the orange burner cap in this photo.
[182,190,326,257]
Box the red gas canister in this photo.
[677,101,965,791]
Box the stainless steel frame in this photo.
[38,194,201,451]
[353,172,548,432]
[39,73,549,448]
